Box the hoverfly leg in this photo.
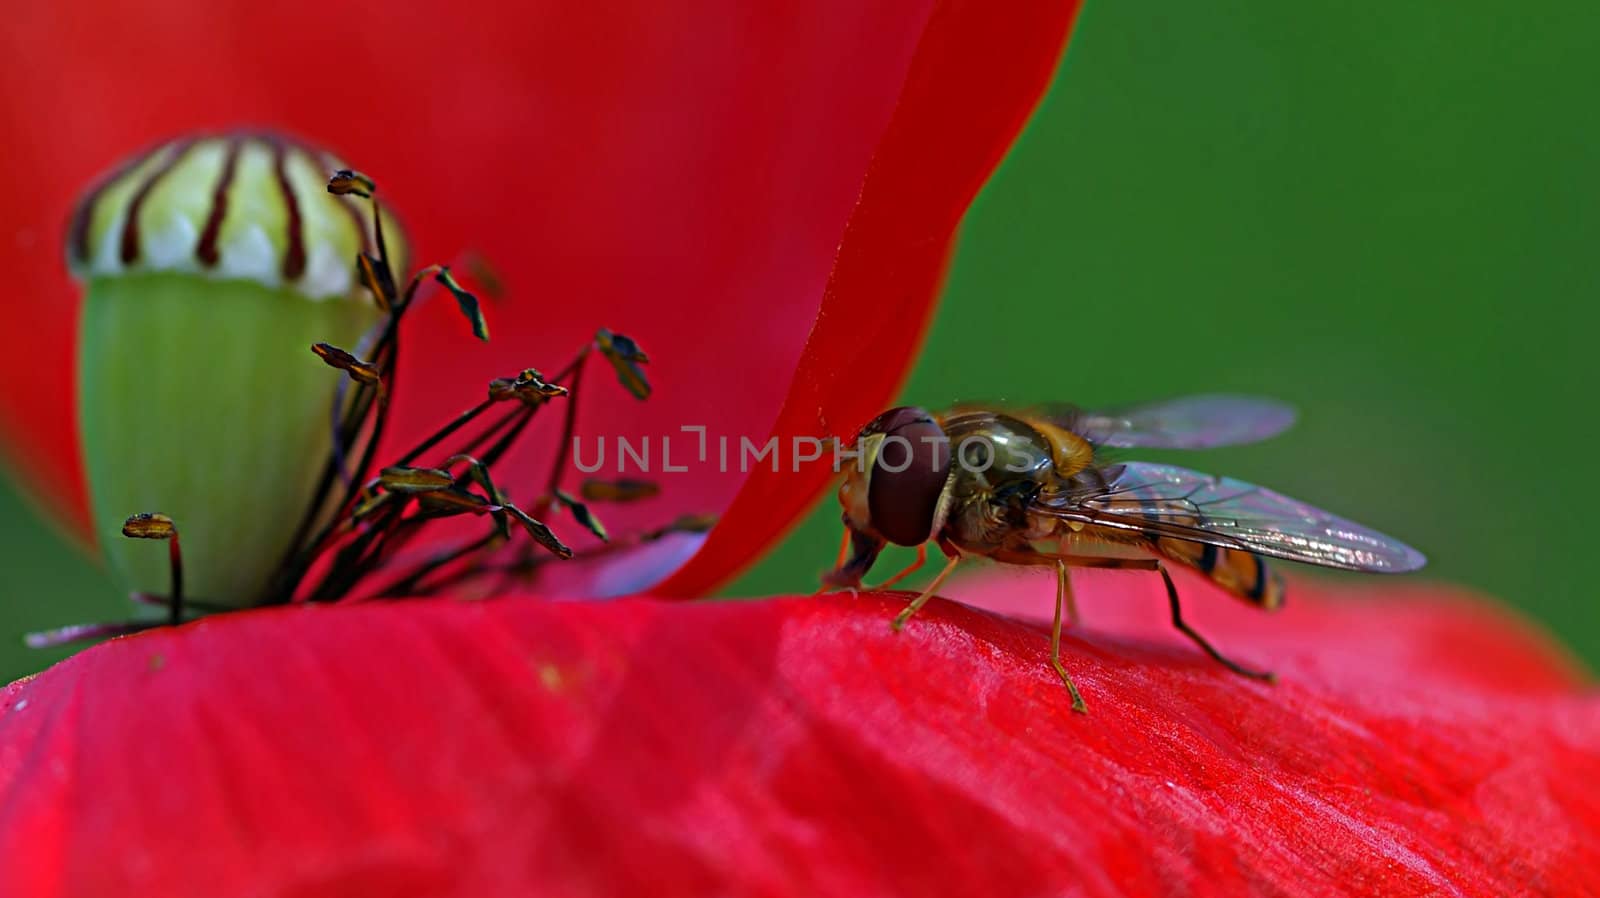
[890,553,960,632]
[1157,563,1276,682]
[812,527,857,596]
[1052,559,1088,714]
[1058,561,1080,628]
[872,543,927,591]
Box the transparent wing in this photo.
[1040,394,1297,449]
[1038,461,1426,572]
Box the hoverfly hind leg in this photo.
[1052,559,1088,714]
[1157,563,1276,682]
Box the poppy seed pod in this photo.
[67,132,403,606]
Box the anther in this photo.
[122,513,184,625]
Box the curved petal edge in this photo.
[656,0,1086,596]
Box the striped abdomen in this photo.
[1153,537,1285,610]
[1082,487,1288,610]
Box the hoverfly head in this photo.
[839,406,951,548]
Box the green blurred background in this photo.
[732,2,1597,661]
[3,1,1595,680]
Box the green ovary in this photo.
[78,273,380,606]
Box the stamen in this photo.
[368,530,505,597]
[31,513,190,646]
[315,336,392,489]
[311,343,384,391]
[372,197,394,282]
[595,328,652,399]
[536,349,588,514]
[421,512,716,595]
[130,592,233,613]
[392,369,566,472]
[122,513,184,625]
[357,254,395,313]
[435,267,489,342]
[393,398,494,468]
[488,369,567,405]
[415,488,495,517]
[378,466,457,494]
[327,169,376,198]
[441,454,510,511]
[457,404,530,459]
[41,163,698,646]
[580,478,661,502]
[504,506,573,558]
[552,490,608,542]
[476,404,539,468]
[25,621,163,649]
[268,174,412,600]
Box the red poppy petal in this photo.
[0,1,1081,573]
[656,1,1084,597]
[2,575,1595,896]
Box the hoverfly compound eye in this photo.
[863,407,950,547]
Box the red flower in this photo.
[2,573,1597,897]
[5,3,1598,897]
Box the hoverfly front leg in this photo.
[890,551,961,632]
[872,543,928,591]
[1051,559,1089,714]
[813,527,857,597]
[820,525,886,595]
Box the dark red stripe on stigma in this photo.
[268,137,307,281]
[68,148,148,265]
[67,199,96,266]
[118,140,196,266]
[195,136,244,269]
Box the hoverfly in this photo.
[822,396,1425,713]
